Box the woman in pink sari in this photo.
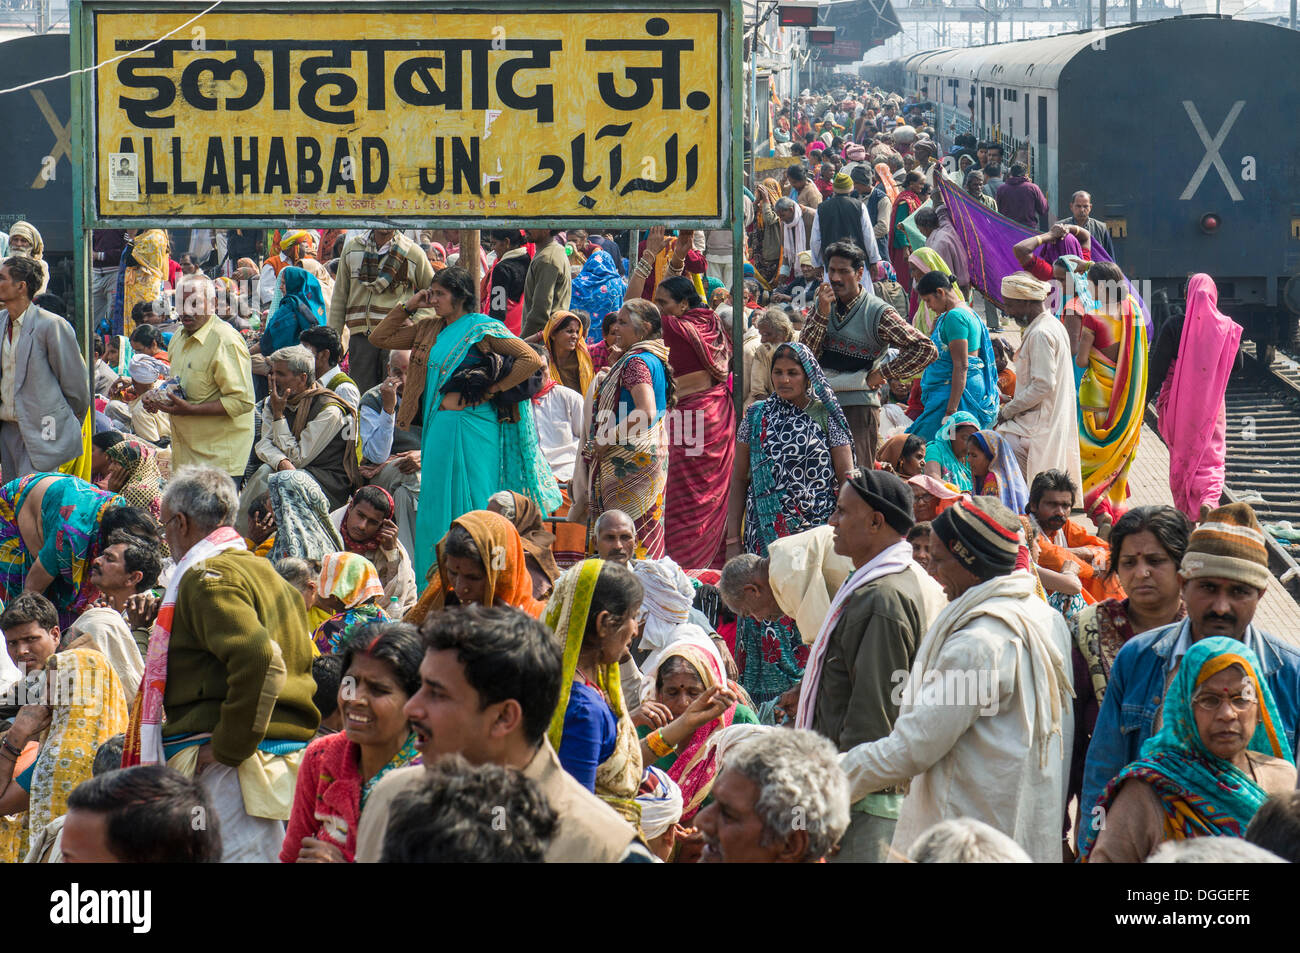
[653,275,735,571]
[634,642,758,823]
[1153,274,1243,522]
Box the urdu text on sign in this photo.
[90,8,725,223]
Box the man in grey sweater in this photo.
[521,229,572,337]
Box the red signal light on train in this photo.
[1200,213,1221,234]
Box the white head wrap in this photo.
[632,557,695,651]
[1000,271,1051,302]
[635,766,683,840]
[128,355,166,384]
[632,557,725,690]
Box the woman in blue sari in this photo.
[924,410,978,492]
[907,271,998,443]
[570,250,627,342]
[251,266,327,402]
[377,267,561,587]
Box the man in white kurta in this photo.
[996,272,1083,493]
[837,496,1074,863]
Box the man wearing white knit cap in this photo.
[995,271,1082,492]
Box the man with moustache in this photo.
[800,240,937,465]
[695,729,850,863]
[353,604,650,862]
[1082,503,1300,815]
[1026,469,1117,604]
[87,531,162,614]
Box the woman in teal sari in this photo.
[387,267,561,587]
[1081,637,1296,862]
[906,271,998,443]
[0,473,124,626]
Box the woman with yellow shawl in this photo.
[546,559,644,825]
[121,229,169,335]
[0,648,129,862]
[1075,261,1148,528]
[906,247,964,337]
[541,310,594,398]
[404,510,546,624]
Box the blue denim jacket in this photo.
[1080,620,1300,815]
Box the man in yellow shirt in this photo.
[145,274,255,479]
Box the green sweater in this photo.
[810,569,927,754]
[162,549,320,765]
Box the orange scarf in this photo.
[404,510,546,623]
[542,311,594,398]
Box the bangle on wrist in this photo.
[646,729,676,759]
[1,736,24,759]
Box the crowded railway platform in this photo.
[0,2,1298,886]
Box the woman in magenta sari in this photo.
[652,275,735,571]
[1152,274,1243,522]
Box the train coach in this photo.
[870,16,1300,346]
[0,32,73,258]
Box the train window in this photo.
[1037,96,1048,145]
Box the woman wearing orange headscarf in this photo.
[542,311,594,398]
[404,510,546,624]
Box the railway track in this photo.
[1220,343,1300,595]
[1143,341,1300,600]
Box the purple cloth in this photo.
[926,207,970,288]
[1038,234,1082,268]
[936,176,1149,330]
[995,176,1048,228]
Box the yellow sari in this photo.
[123,229,169,335]
[1,649,128,861]
[545,560,643,827]
[1079,297,1148,520]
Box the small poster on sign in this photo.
[108,153,139,202]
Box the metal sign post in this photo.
[72,0,741,388]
